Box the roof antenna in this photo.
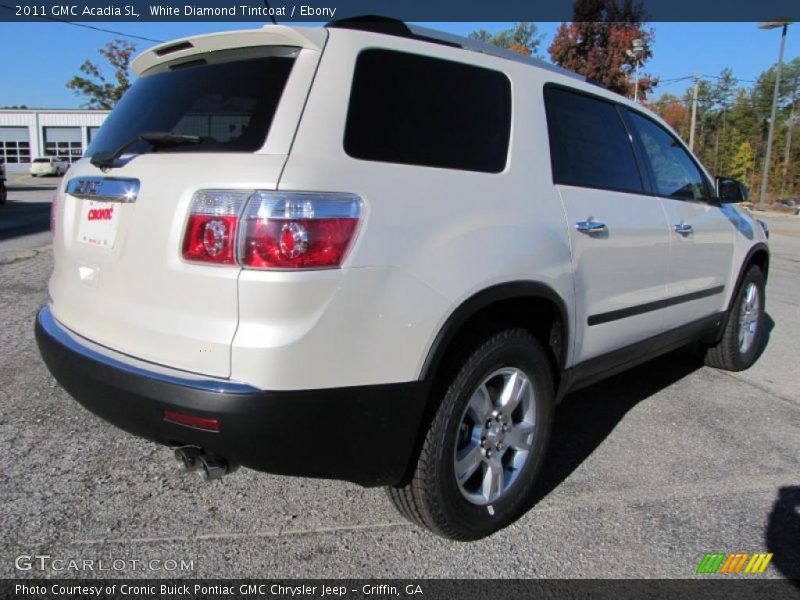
[262,0,278,25]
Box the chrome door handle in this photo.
[673,222,693,235]
[576,219,607,234]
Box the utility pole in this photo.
[758,21,790,211]
[689,73,700,153]
[780,82,797,196]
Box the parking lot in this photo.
[0,186,798,580]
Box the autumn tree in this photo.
[549,0,657,100]
[67,39,137,109]
[469,23,544,57]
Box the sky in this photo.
[0,21,798,108]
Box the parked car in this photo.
[30,156,68,177]
[0,160,6,204]
[35,21,770,540]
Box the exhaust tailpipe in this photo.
[174,446,230,481]
[174,446,203,472]
[195,454,229,481]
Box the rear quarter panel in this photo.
[272,29,575,385]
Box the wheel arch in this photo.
[729,243,770,312]
[398,281,569,486]
[706,242,770,346]
[419,281,570,387]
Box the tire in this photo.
[387,328,554,540]
[704,266,766,371]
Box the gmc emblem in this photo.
[75,180,102,196]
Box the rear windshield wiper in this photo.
[90,131,201,169]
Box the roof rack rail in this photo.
[326,16,583,81]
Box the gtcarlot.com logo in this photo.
[15,554,195,573]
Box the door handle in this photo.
[673,222,693,235]
[576,219,607,234]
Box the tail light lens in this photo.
[181,190,362,270]
[181,190,250,265]
[240,192,362,269]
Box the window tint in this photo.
[87,55,295,157]
[544,87,643,193]
[626,111,710,201]
[344,49,511,173]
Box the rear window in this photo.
[544,86,643,194]
[344,49,511,173]
[34,158,51,163]
[86,54,295,157]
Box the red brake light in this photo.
[240,192,362,270]
[181,190,250,265]
[182,214,239,265]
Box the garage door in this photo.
[0,126,31,172]
[44,126,82,163]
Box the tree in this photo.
[67,39,137,109]
[548,0,657,100]
[469,23,544,57]
[730,141,755,185]
[649,94,689,138]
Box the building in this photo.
[0,108,109,172]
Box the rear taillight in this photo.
[240,192,361,269]
[50,190,58,232]
[181,190,362,270]
[181,190,250,265]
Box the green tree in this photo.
[469,23,544,57]
[67,39,137,109]
[730,141,755,185]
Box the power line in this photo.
[0,3,163,43]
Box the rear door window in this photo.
[86,52,296,157]
[344,49,511,173]
[544,86,644,194]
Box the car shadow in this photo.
[0,201,51,241]
[522,312,775,517]
[765,486,800,584]
[527,348,704,506]
[754,313,775,363]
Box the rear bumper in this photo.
[35,306,430,486]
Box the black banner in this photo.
[0,0,799,23]
[4,579,800,600]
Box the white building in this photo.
[0,108,109,172]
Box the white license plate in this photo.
[77,200,121,248]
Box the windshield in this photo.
[86,54,296,158]
[34,158,52,163]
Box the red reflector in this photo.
[164,410,220,432]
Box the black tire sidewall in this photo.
[728,267,766,369]
[423,330,554,539]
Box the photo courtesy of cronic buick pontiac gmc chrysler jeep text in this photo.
[35,19,770,540]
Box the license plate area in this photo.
[77,200,121,248]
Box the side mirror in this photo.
[715,177,749,204]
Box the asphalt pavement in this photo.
[0,206,798,580]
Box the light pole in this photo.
[627,38,644,102]
[757,21,792,211]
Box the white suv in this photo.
[36,21,769,540]
[30,156,69,177]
